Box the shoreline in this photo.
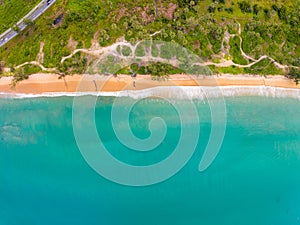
[0,73,299,95]
[2,86,300,100]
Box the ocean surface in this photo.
[0,93,300,225]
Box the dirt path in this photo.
[15,61,56,71]
[13,26,300,74]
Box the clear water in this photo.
[0,96,300,225]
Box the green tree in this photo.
[23,18,35,27]
[253,4,259,15]
[287,68,300,84]
[277,6,288,22]
[12,25,20,33]
[11,68,29,86]
[263,8,270,19]
[238,1,252,13]
[208,5,216,13]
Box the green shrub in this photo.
[229,36,248,65]
[11,68,29,86]
[238,1,252,13]
[244,58,283,75]
[286,68,300,84]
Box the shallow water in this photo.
[0,95,300,225]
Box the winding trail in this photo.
[60,38,297,70]
[15,61,56,71]
[14,25,300,73]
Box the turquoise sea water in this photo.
[0,95,300,225]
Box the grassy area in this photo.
[0,0,40,33]
[244,58,285,75]
[212,65,246,75]
[229,36,248,65]
[0,0,298,78]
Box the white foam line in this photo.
[0,86,300,100]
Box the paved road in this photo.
[0,0,56,48]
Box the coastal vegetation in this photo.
[10,67,29,87]
[287,68,300,84]
[115,62,184,79]
[0,0,299,82]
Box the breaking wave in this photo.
[0,86,300,100]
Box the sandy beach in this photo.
[0,73,299,94]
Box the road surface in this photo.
[0,0,56,48]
